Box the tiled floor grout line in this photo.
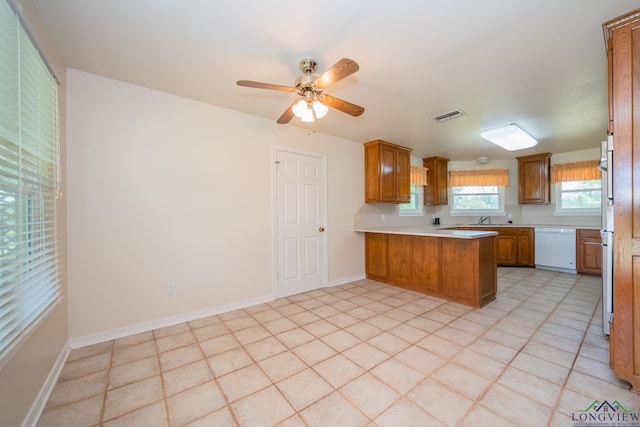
[98,341,115,425]
[151,330,172,427]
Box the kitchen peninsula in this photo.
[358,226,498,308]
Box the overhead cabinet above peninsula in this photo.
[364,140,412,203]
[422,156,449,205]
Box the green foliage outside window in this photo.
[560,180,601,209]
[452,186,499,210]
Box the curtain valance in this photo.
[410,165,428,186]
[448,169,509,187]
[551,160,600,183]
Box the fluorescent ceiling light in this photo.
[480,124,538,151]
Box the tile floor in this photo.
[38,267,640,426]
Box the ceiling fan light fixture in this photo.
[292,99,310,119]
[312,100,328,119]
[480,124,538,151]
[300,109,314,122]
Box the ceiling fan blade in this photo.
[277,100,297,124]
[320,94,364,117]
[314,58,359,89]
[237,80,297,92]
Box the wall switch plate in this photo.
[167,282,176,295]
[381,214,385,221]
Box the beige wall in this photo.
[0,1,69,426]
[66,69,365,341]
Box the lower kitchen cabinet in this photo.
[365,233,388,281]
[495,228,517,266]
[576,229,602,275]
[387,234,414,285]
[517,227,535,267]
[364,232,496,308]
[455,226,534,267]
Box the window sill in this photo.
[553,210,600,217]
[449,212,506,217]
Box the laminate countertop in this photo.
[354,226,498,239]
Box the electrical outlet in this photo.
[167,282,176,295]
[381,214,385,221]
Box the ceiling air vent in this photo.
[432,109,466,123]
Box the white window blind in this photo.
[0,0,61,363]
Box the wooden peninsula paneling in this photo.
[365,232,496,308]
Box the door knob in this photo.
[319,227,325,232]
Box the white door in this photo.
[275,148,326,298]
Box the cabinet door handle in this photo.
[319,227,325,232]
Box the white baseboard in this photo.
[68,294,274,349]
[327,274,366,287]
[22,344,70,427]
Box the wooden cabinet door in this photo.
[435,159,449,205]
[440,238,475,302]
[517,228,534,267]
[387,234,413,285]
[412,236,440,292]
[495,230,517,266]
[379,144,397,202]
[364,140,412,203]
[604,9,640,392]
[396,148,411,203]
[576,229,602,275]
[517,153,550,204]
[423,156,449,205]
[365,233,388,281]
[364,142,381,203]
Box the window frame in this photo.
[554,179,601,216]
[398,183,424,216]
[449,185,506,216]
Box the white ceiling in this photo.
[30,0,639,160]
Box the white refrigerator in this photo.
[599,137,613,336]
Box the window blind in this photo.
[0,0,61,363]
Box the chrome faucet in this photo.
[479,216,491,225]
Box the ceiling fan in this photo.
[237,58,365,124]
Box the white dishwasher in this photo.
[534,227,577,274]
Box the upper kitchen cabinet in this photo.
[516,152,550,204]
[423,156,449,205]
[364,140,412,203]
[603,8,640,393]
